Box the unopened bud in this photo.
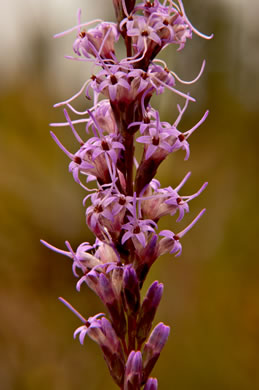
[124,350,143,390]
[99,318,125,388]
[144,377,158,390]
[123,266,140,314]
[136,281,163,345]
[142,323,170,382]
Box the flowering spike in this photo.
[45,1,212,387]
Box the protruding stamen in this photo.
[121,39,148,65]
[53,79,91,108]
[53,19,104,39]
[40,239,72,257]
[59,297,87,323]
[178,0,214,40]
[177,208,206,238]
[86,109,103,137]
[184,110,209,138]
[50,131,74,159]
[151,75,196,102]
[181,182,208,202]
[122,0,130,18]
[50,118,89,127]
[98,27,112,57]
[174,96,190,127]
[174,171,191,192]
[77,9,82,35]
[63,109,84,144]
[170,60,206,85]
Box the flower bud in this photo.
[136,281,163,345]
[99,274,127,338]
[135,234,159,286]
[85,271,126,338]
[99,317,125,387]
[142,323,170,382]
[123,265,140,314]
[144,377,158,390]
[124,351,143,390]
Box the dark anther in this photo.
[133,226,141,234]
[176,197,182,204]
[178,134,185,142]
[152,136,159,146]
[173,234,180,241]
[91,75,96,80]
[110,75,117,85]
[101,140,109,151]
[85,320,90,327]
[141,30,149,37]
[94,204,103,213]
[163,20,169,26]
[145,1,154,7]
[74,156,82,164]
[144,116,150,124]
[119,196,126,205]
[142,72,148,80]
[79,31,86,38]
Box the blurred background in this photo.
[0,0,258,389]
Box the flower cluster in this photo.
[42,1,212,388]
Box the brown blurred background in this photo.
[0,0,258,389]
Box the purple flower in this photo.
[121,194,157,248]
[141,172,208,222]
[159,208,206,257]
[96,65,131,101]
[85,189,131,240]
[126,15,161,53]
[74,22,119,59]
[86,100,117,135]
[74,313,104,345]
[136,110,176,159]
[40,239,100,277]
[83,133,125,164]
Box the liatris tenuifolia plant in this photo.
[41,1,213,388]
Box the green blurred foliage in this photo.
[0,1,258,389]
